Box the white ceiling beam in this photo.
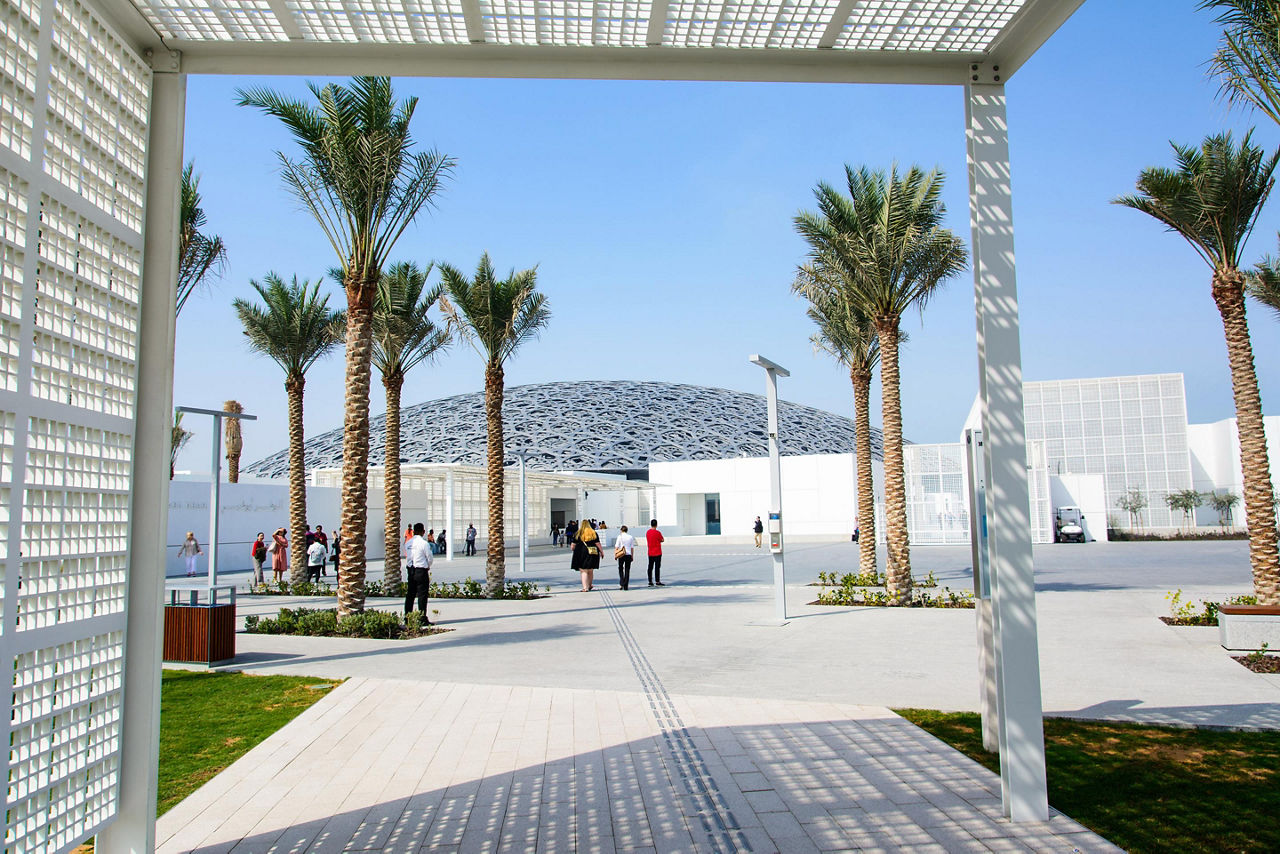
[265,0,305,40]
[982,0,1087,80]
[173,41,978,85]
[87,0,168,57]
[461,0,486,43]
[818,0,856,49]
[646,0,668,47]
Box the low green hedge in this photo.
[243,607,446,639]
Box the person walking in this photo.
[614,525,636,590]
[331,531,341,577]
[565,519,578,550]
[753,516,764,549]
[437,528,448,557]
[250,532,267,586]
[270,527,288,583]
[465,523,477,557]
[645,519,665,587]
[179,531,203,577]
[572,520,601,592]
[404,522,433,623]
[551,523,560,547]
[306,536,327,582]
[313,525,329,575]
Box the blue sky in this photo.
[174,1,1280,472]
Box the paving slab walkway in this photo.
[159,589,1121,853]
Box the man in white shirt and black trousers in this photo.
[404,522,433,624]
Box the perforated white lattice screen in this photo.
[127,0,1029,52]
[0,0,149,849]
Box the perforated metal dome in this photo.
[243,380,883,478]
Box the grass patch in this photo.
[895,709,1280,853]
[159,670,340,815]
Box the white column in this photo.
[765,371,786,622]
[518,455,527,573]
[208,412,222,586]
[965,82,1048,822]
[98,66,185,854]
[446,468,455,562]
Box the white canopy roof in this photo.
[98,0,1084,81]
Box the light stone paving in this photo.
[156,677,1116,854]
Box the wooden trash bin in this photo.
[163,584,237,665]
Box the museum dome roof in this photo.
[242,380,882,479]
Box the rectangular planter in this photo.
[163,603,236,665]
[1218,605,1280,651]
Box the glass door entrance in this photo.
[705,493,721,535]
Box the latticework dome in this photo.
[243,381,883,479]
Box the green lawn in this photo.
[896,709,1280,853]
[158,669,341,815]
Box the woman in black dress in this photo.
[571,520,602,591]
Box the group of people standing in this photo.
[247,525,339,585]
[570,519,664,592]
[404,525,450,556]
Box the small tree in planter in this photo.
[1165,488,1205,531]
[1117,487,1148,531]
[1209,490,1241,528]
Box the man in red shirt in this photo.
[645,519,665,587]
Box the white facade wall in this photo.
[166,479,341,576]
[650,454,880,539]
[1187,415,1280,528]
[1048,473,1108,542]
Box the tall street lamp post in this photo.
[175,405,257,588]
[749,355,789,624]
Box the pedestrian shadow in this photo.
[1057,699,1280,730]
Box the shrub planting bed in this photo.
[811,587,973,608]
[244,607,449,639]
[248,577,548,600]
[1160,589,1257,626]
[811,569,939,588]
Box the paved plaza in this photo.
[157,539,1280,852]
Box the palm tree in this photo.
[1204,1,1280,126]
[438,253,550,595]
[233,274,342,584]
[223,400,245,483]
[794,165,967,603]
[372,261,450,588]
[177,161,227,316]
[1115,131,1280,605]
[171,412,193,480]
[239,77,454,616]
[793,261,881,579]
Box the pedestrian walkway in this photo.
[159,590,1121,853]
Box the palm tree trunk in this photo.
[851,367,877,578]
[223,400,244,483]
[1214,268,1280,605]
[875,317,912,603]
[383,372,404,589]
[485,361,506,595]
[337,299,374,617]
[286,377,308,585]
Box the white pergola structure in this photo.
[0,1,1085,850]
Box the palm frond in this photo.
[438,253,551,369]
[1113,131,1280,270]
[232,273,344,381]
[176,160,227,315]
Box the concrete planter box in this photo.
[1218,605,1280,651]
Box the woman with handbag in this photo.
[571,520,602,592]
[250,532,267,586]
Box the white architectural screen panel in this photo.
[128,0,1030,52]
[1024,374,1193,531]
[0,0,149,849]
